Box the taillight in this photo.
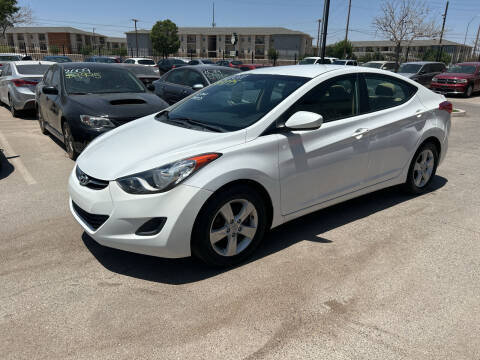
[439,101,452,114]
[12,79,38,87]
[172,65,176,69]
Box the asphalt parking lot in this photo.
[1,95,479,360]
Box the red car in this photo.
[237,63,270,71]
[431,62,480,97]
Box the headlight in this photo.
[80,115,114,129]
[432,77,438,82]
[116,153,221,194]
[457,79,468,83]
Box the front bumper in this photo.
[431,83,467,95]
[68,168,213,258]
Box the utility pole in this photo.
[316,19,322,56]
[436,1,448,62]
[212,2,216,28]
[472,24,480,61]
[320,0,330,61]
[92,28,95,52]
[343,0,352,59]
[132,19,139,57]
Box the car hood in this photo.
[397,72,416,78]
[76,115,246,180]
[68,92,167,119]
[435,73,473,79]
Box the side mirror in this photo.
[147,83,155,91]
[42,86,58,95]
[0,70,3,77]
[284,111,323,130]
[192,83,204,90]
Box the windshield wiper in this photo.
[170,117,226,133]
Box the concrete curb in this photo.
[452,109,466,117]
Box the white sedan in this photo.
[68,65,451,266]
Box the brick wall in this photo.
[47,32,72,52]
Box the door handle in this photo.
[415,109,423,118]
[352,128,369,139]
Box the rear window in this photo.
[364,74,417,112]
[398,64,422,73]
[446,65,476,74]
[172,59,186,64]
[299,58,317,64]
[0,55,21,61]
[16,65,52,75]
[201,59,214,64]
[138,59,155,65]
[333,60,347,65]
[202,68,238,83]
[363,62,382,68]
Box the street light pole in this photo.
[320,0,330,61]
[462,15,478,62]
[316,19,321,57]
[436,1,448,62]
[132,19,139,57]
[343,0,352,59]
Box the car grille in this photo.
[76,166,109,190]
[72,201,109,230]
[110,117,138,127]
[436,78,460,84]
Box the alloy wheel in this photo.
[209,199,258,257]
[63,124,75,158]
[413,149,434,188]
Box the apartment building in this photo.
[126,27,313,59]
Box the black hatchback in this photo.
[36,63,168,159]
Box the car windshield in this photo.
[202,68,239,83]
[157,74,308,132]
[171,59,185,64]
[333,60,347,65]
[16,64,52,75]
[398,64,422,73]
[64,66,145,94]
[0,55,21,61]
[126,66,158,76]
[138,59,155,65]
[446,65,476,74]
[299,58,316,64]
[363,62,383,68]
[201,59,214,64]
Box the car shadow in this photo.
[0,150,15,180]
[82,176,447,285]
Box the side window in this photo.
[165,69,186,85]
[189,60,199,65]
[421,64,431,74]
[435,64,445,72]
[124,59,133,64]
[283,74,360,123]
[2,64,10,76]
[363,74,417,112]
[384,63,395,71]
[43,68,53,85]
[51,68,60,88]
[184,70,206,87]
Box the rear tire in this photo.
[191,184,268,267]
[9,95,19,118]
[62,122,78,160]
[464,85,473,98]
[403,142,439,195]
[38,107,48,135]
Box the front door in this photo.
[163,68,190,104]
[278,74,370,215]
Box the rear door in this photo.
[0,63,12,103]
[43,66,63,134]
[360,73,424,185]
[162,68,189,104]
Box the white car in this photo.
[299,56,337,65]
[69,65,451,266]
[123,58,159,73]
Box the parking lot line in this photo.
[0,130,37,185]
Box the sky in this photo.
[18,0,480,45]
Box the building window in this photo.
[187,35,196,43]
[76,34,82,42]
[218,36,222,41]
[40,43,47,51]
[39,33,46,41]
[248,36,251,42]
[17,34,24,41]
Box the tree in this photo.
[373,0,440,68]
[150,19,180,58]
[326,40,354,59]
[49,45,60,54]
[421,47,451,64]
[268,47,279,65]
[0,0,32,39]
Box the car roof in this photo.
[44,55,69,58]
[401,61,443,65]
[456,62,480,66]
[57,62,122,69]
[11,60,55,65]
[249,64,344,78]
[173,65,239,71]
[126,57,153,60]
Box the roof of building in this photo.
[351,39,470,48]
[125,27,311,37]
[6,26,105,37]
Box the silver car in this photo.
[0,60,54,117]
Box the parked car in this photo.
[188,59,215,65]
[333,59,358,66]
[123,57,157,68]
[157,58,188,74]
[43,55,73,63]
[0,60,55,117]
[361,61,396,71]
[68,65,451,266]
[299,56,338,64]
[117,63,160,87]
[397,61,446,87]
[237,64,268,71]
[153,65,240,104]
[36,63,168,159]
[430,62,480,97]
[216,60,243,67]
[85,56,120,63]
[0,53,23,68]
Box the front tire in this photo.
[38,107,48,135]
[464,84,473,98]
[191,184,268,267]
[62,122,78,160]
[403,142,439,194]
